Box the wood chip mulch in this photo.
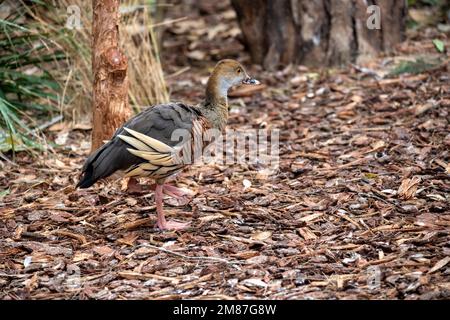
[1,2,449,300]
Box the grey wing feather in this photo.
[108,102,201,169]
[77,102,202,188]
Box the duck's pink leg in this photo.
[154,184,190,231]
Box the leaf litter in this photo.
[0,2,449,300]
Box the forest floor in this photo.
[1,2,449,299]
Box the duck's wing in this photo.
[77,102,207,188]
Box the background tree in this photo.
[231,0,407,69]
[91,0,132,151]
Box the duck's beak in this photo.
[242,75,260,85]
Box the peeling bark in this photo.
[232,0,407,69]
[91,0,132,151]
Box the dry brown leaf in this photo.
[232,250,259,259]
[434,159,450,174]
[369,140,386,152]
[299,213,324,223]
[93,245,115,256]
[251,231,272,241]
[398,176,421,200]
[73,252,93,262]
[241,278,268,288]
[23,273,39,291]
[198,213,224,224]
[298,227,317,240]
[428,257,450,274]
[125,197,138,206]
[52,229,86,244]
[246,255,269,264]
[116,232,139,246]
[11,174,38,184]
[186,50,206,61]
[73,123,92,130]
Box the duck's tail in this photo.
[76,141,117,188]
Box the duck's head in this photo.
[207,59,260,99]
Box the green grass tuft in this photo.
[0,1,65,153]
[389,58,441,76]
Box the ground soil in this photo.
[1,1,449,299]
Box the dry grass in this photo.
[34,0,169,123]
[121,1,169,111]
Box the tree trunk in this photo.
[91,0,131,151]
[231,0,407,69]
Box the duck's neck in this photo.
[199,74,230,131]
